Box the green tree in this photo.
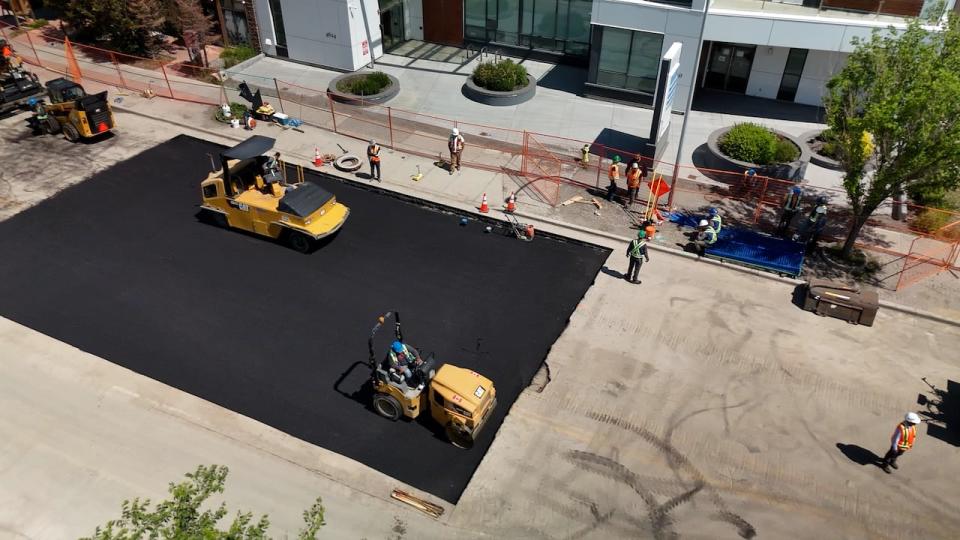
[51,0,166,56]
[824,12,960,257]
[174,0,214,66]
[83,465,326,539]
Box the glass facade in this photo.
[594,26,663,95]
[464,0,593,58]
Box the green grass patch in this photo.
[220,44,258,69]
[27,18,48,29]
[336,72,391,96]
[214,102,249,123]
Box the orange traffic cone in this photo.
[505,192,516,213]
[314,148,323,167]
[479,193,489,213]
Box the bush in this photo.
[912,208,960,240]
[719,123,797,165]
[27,18,48,29]
[472,59,528,92]
[214,101,248,123]
[220,44,258,69]
[336,71,391,96]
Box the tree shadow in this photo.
[836,443,883,468]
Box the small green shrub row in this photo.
[912,208,960,240]
[336,72,391,96]
[27,18,49,30]
[472,59,528,92]
[220,44,258,69]
[719,123,799,165]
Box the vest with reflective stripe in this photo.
[626,168,641,188]
[897,423,916,450]
[784,191,801,211]
[609,163,620,180]
[629,239,647,258]
[702,227,717,244]
[368,145,381,163]
[709,215,722,234]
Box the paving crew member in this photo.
[29,98,50,134]
[448,128,465,175]
[793,196,828,244]
[695,219,718,255]
[580,144,590,167]
[262,151,281,180]
[708,207,722,235]
[625,230,650,284]
[777,185,803,237]
[367,139,382,182]
[606,155,622,201]
[882,412,921,473]
[388,340,423,387]
[626,162,642,207]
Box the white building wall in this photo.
[745,46,788,100]
[741,45,847,106]
[592,0,708,111]
[261,0,382,71]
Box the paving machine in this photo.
[368,311,497,449]
[35,78,115,141]
[0,40,45,114]
[199,135,350,252]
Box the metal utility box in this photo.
[803,279,879,326]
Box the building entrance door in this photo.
[704,43,755,93]
[422,0,464,46]
[379,0,405,51]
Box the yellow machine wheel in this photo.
[373,393,403,421]
[445,423,475,450]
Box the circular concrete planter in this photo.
[327,72,400,106]
[705,126,811,182]
[801,129,843,171]
[462,75,537,106]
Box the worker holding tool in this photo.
[388,340,423,388]
[606,155,621,201]
[626,162,642,208]
[448,128,465,175]
[625,230,651,284]
[708,207,722,235]
[263,152,281,177]
[793,196,828,244]
[694,219,718,255]
[881,412,921,473]
[777,185,803,237]
[367,139,382,182]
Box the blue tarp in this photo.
[668,211,805,276]
[706,227,805,276]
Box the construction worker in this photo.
[263,152,281,176]
[29,98,50,135]
[580,144,590,167]
[388,340,423,387]
[625,230,650,284]
[881,412,921,473]
[777,185,803,237]
[694,219,718,255]
[793,196,828,244]
[626,162,642,207]
[448,128,465,175]
[367,139,381,181]
[606,155,621,201]
[708,207,722,235]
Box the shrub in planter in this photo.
[912,208,960,240]
[719,123,798,165]
[220,44,258,69]
[336,72,392,96]
[472,59,528,92]
[214,102,248,123]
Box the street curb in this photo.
[111,104,960,329]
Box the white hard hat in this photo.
[905,412,921,424]
[370,139,376,145]
[451,128,460,136]
[816,206,827,214]
[631,163,639,168]
[699,219,709,227]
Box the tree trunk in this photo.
[841,214,869,258]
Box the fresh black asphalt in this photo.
[0,135,609,503]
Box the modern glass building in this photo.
[247,0,954,110]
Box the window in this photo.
[594,26,664,95]
[202,184,218,199]
[433,391,444,407]
[777,48,808,101]
[463,0,592,59]
[267,0,288,57]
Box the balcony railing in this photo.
[820,0,924,17]
[714,0,943,20]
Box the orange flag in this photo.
[64,36,83,82]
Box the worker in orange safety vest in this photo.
[881,412,921,473]
[626,162,642,208]
[606,155,621,202]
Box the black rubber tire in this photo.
[445,423,475,450]
[45,116,61,135]
[333,154,363,172]
[62,122,80,142]
[287,231,313,253]
[373,394,403,421]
